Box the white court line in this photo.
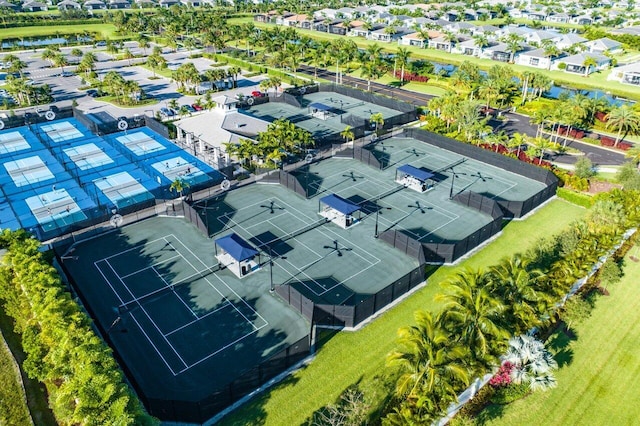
[119,254,182,279]
[152,264,198,318]
[103,258,189,369]
[99,235,172,261]
[165,301,232,336]
[93,259,181,375]
[166,234,268,330]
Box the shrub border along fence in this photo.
[435,227,638,426]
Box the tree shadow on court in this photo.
[249,230,294,257]
[69,227,314,424]
[290,168,323,198]
[192,193,236,237]
[364,145,392,169]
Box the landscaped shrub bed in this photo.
[0,231,155,425]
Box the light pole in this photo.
[446,168,467,199]
[374,205,392,238]
[268,248,286,293]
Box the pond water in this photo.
[1,36,93,49]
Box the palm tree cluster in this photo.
[101,71,142,106]
[385,188,640,423]
[0,230,155,425]
[224,118,314,170]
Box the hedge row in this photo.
[0,231,156,426]
[556,187,595,208]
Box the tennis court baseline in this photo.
[94,234,268,376]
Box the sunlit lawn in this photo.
[218,199,587,426]
[0,23,118,40]
[477,242,640,426]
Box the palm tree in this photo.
[386,311,470,421]
[359,61,384,91]
[170,177,190,198]
[472,34,489,56]
[489,255,546,334]
[52,53,68,76]
[582,56,598,77]
[442,31,457,54]
[504,33,524,63]
[396,47,411,84]
[605,105,640,147]
[123,48,134,66]
[436,268,508,370]
[340,125,355,144]
[503,335,558,391]
[625,146,640,168]
[370,112,384,135]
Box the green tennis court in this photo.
[63,217,310,404]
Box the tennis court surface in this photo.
[63,217,311,421]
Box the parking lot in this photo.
[1,43,269,121]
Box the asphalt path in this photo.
[298,64,626,167]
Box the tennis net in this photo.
[433,158,467,174]
[118,264,222,313]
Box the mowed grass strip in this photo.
[478,242,640,426]
[0,330,32,426]
[219,199,586,425]
[0,23,117,40]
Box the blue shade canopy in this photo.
[309,102,333,112]
[397,164,434,182]
[320,194,360,215]
[215,233,258,262]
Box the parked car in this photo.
[87,89,100,97]
[251,90,265,98]
[180,104,196,113]
[191,103,204,111]
[159,107,176,118]
[95,41,107,47]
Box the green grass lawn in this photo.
[0,23,118,41]
[227,18,640,101]
[218,199,586,426]
[476,241,640,426]
[0,330,31,426]
[0,309,57,426]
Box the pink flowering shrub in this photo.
[489,362,514,388]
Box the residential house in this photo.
[584,37,623,54]
[457,38,483,56]
[282,14,312,28]
[462,9,478,20]
[109,0,131,9]
[180,0,201,7]
[547,13,570,23]
[528,11,548,21]
[336,7,359,19]
[525,29,560,45]
[558,52,610,75]
[483,42,516,62]
[0,0,19,10]
[135,0,156,8]
[314,8,337,20]
[253,12,278,24]
[314,20,348,36]
[508,9,529,19]
[471,24,500,37]
[57,0,80,10]
[275,13,295,25]
[159,0,179,7]
[441,10,459,22]
[83,0,106,10]
[608,61,640,85]
[22,1,47,11]
[611,26,640,36]
[399,32,428,48]
[445,21,476,34]
[369,26,413,42]
[429,35,457,52]
[571,15,593,25]
[516,48,554,69]
[556,33,587,50]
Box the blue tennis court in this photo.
[0,118,223,239]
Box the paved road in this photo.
[298,64,626,167]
